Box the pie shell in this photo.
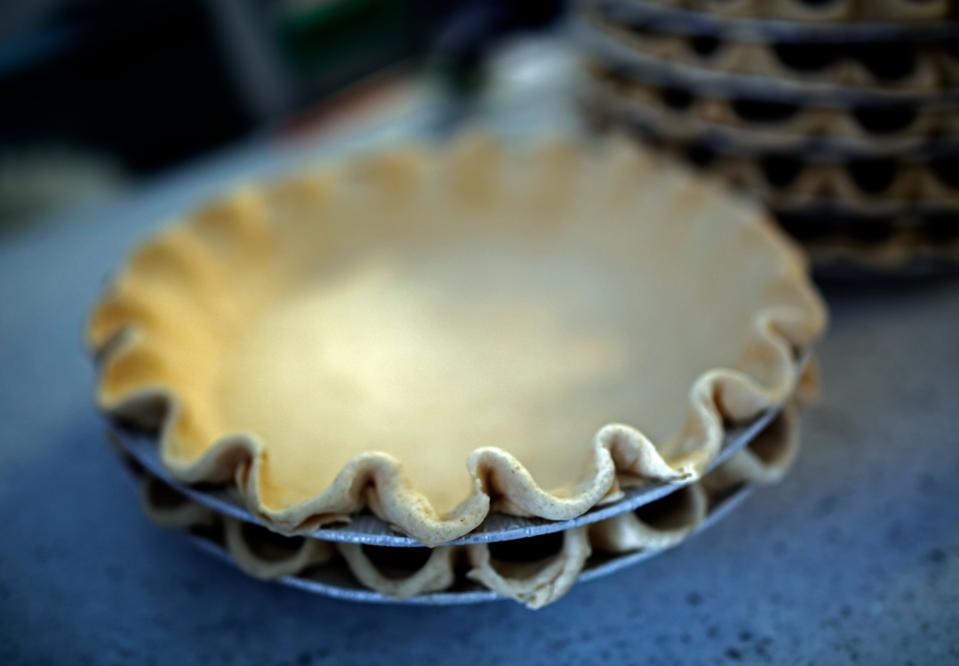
[89,135,825,546]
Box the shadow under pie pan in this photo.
[88,135,826,547]
[114,404,803,607]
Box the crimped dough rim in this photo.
[131,403,803,608]
[89,135,826,546]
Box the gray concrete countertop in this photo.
[1,105,957,665]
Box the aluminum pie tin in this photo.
[581,84,959,161]
[589,0,959,44]
[577,19,959,106]
[183,482,757,605]
[110,403,780,548]
[578,6,959,96]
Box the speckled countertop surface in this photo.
[2,97,958,664]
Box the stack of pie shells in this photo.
[577,0,959,271]
[90,137,827,608]
[109,403,808,608]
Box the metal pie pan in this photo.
[596,99,959,162]
[590,0,959,44]
[577,19,959,107]
[183,483,757,605]
[111,403,780,548]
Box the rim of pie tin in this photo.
[588,0,959,44]
[110,397,784,548]
[182,482,756,605]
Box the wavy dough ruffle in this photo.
[128,403,803,608]
[90,136,826,545]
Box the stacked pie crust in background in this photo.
[90,137,826,608]
[577,0,959,272]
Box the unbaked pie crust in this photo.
[90,136,825,545]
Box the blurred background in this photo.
[3,0,957,273]
[0,0,565,229]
